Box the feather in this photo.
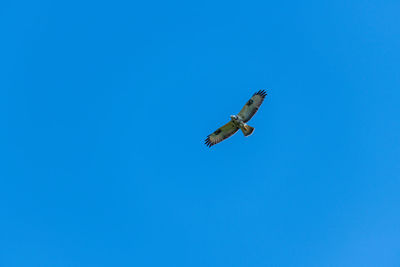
[237,89,267,123]
[204,121,239,147]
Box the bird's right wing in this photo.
[205,121,239,147]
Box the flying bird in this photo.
[205,90,267,147]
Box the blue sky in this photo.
[1,0,400,266]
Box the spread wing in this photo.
[237,90,267,123]
[205,121,239,147]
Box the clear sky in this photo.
[1,0,400,266]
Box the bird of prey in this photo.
[205,90,267,147]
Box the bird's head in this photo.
[230,115,238,120]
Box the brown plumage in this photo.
[205,90,267,147]
[238,90,267,122]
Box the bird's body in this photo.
[205,90,267,147]
[230,115,254,136]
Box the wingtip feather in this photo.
[204,136,214,147]
[254,89,267,98]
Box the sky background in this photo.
[1,0,400,266]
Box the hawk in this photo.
[205,90,267,147]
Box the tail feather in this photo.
[241,124,254,136]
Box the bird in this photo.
[205,90,267,147]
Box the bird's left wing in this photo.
[205,121,239,147]
[237,90,267,123]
